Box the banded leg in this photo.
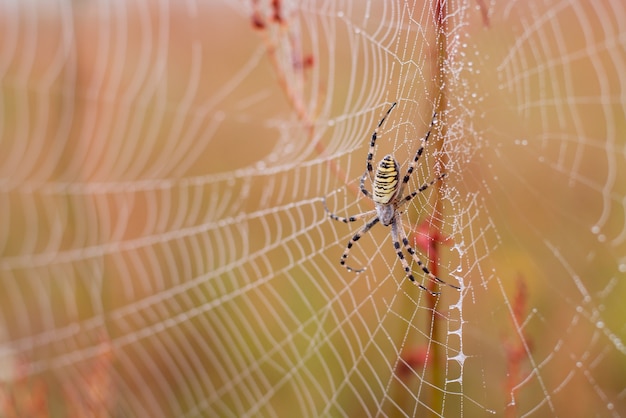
[396,172,447,209]
[397,111,438,197]
[360,171,372,199]
[390,218,439,296]
[366,102,397,181]
[396,215,460,291]
[322,198,376,223]
[340,217,380,273]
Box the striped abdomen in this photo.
[372,155,399,204]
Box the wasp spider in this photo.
[324,102,460,296]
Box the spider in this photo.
[323,102,460,296]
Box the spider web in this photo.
[1,0,625,416]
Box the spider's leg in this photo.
[323,198,376,223]
[390,219,440,295]
[397,172,447,209]
[398,111,438,196]
[340,216,380,273]
[367,102,397,181]
[360,171,372,198]
[396,214,460,291]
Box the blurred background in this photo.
[1,0,625,416]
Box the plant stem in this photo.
[426,0,450,414]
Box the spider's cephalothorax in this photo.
[323,102,460,296]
